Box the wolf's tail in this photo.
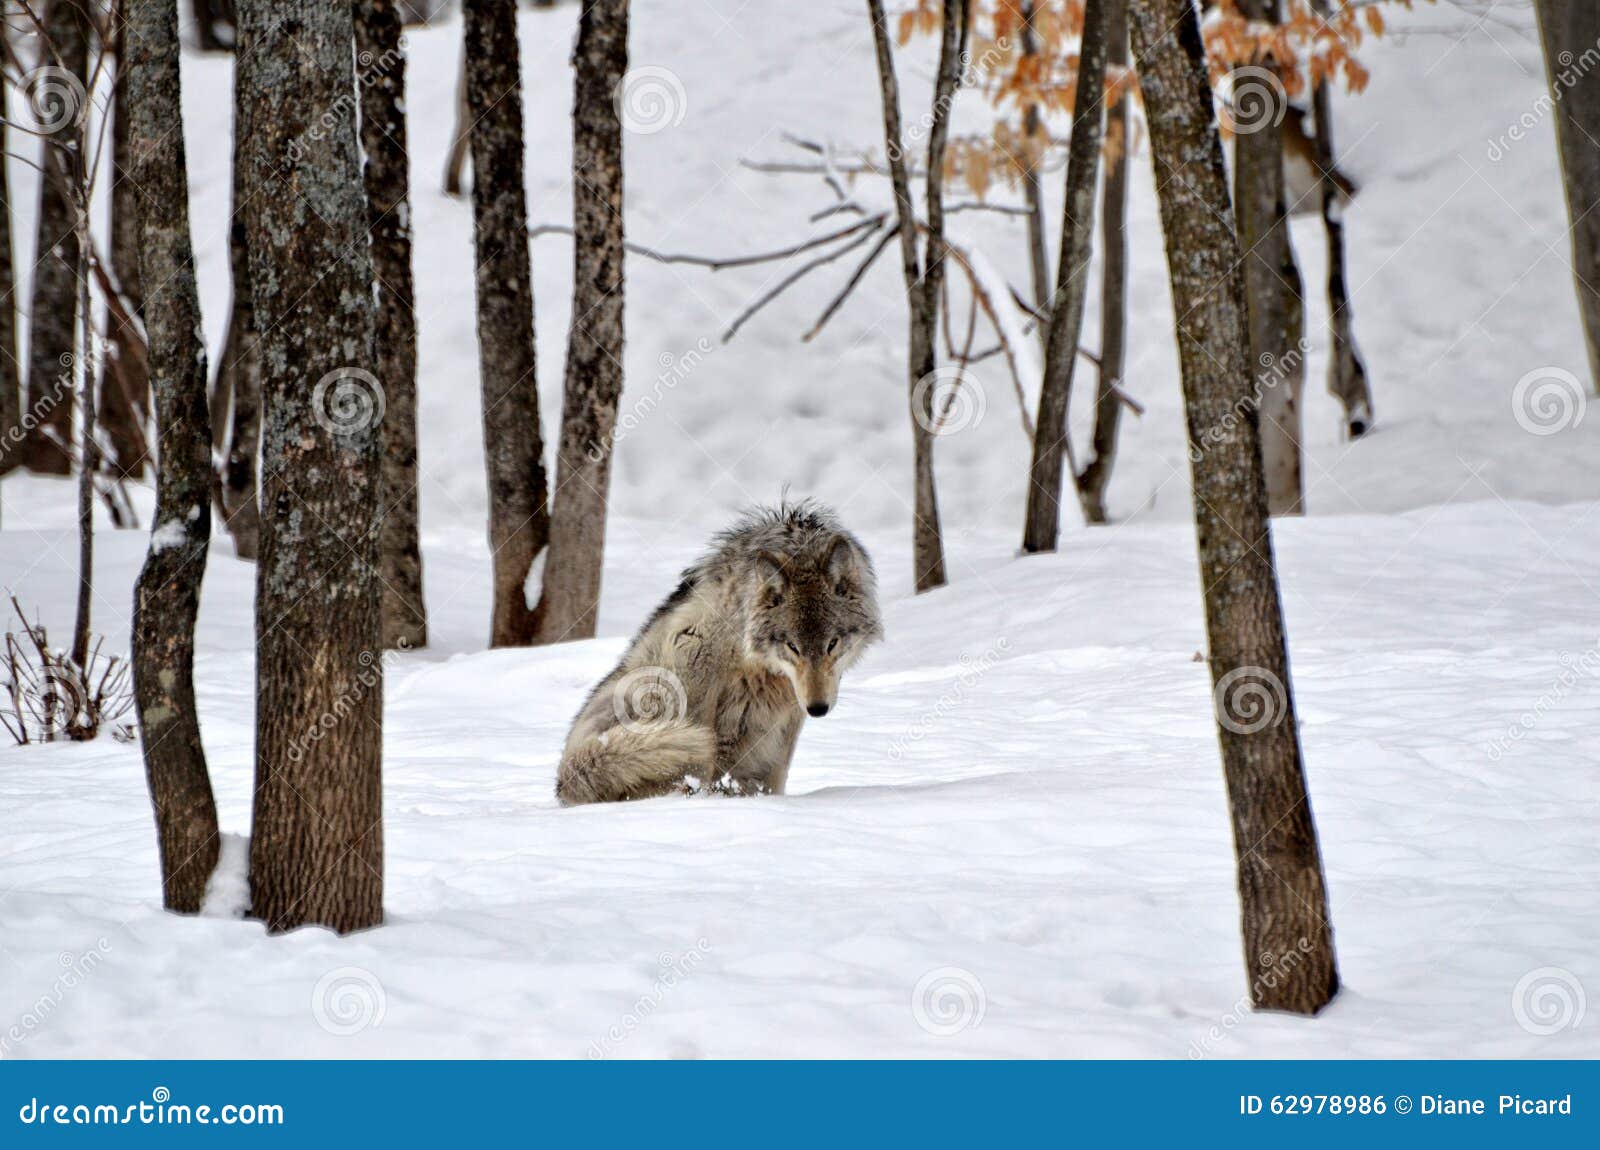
[556,722,717,806]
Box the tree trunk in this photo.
[1019,1,1051,338]
[1076,0,1127,526]
[191,0,237,51]
[531,0,627,644]
[1534,0,1600,390]
[866,0,956,592]
[212,75,262,561]
[0,70,19,487]
[443,52,472,197]
[1022,0,1109,553]
[463,0,551,646]
[238,0,384,935]
[22,0,89,476]
[70,224,93,671]
[128,0,221,914]
[103,9,151,482]
[356,0,427,649]
[1128,0,1338,1015]
[1309,0,1371,436]
[1232,0,1305,517]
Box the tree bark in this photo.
[443,52,472,197]
[531,0,627,644]
[212,70,262,560]
[238,0,384,935]
[1534,0,1600,391]
[356,0,427,649]
[1021,0,1109,553]
[22,0,89,476]
[103,8,151,482]
[1308,0,1371,436]
[1129,0,1338,1015]
[866,0,956,592]
[1232,0,1305,517]
[1076,0,1127,526]
[1019,1,1051,341]
[0,69,19,486]
[463,0,551,646]
[128,0,221,914]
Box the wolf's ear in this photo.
[755,549,790,587]
[825,537,859,588]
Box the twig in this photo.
[723,225,883,343]
[528,213,886,273]
[801,225,898,343]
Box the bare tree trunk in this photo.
[531,0,627,644]
[213,82,262,560]
[1232,0,1305,517]
[443,52,472,197]
[70,229,92,670]
[1534,0,1600,390]
[0,70,19,487]
[22,0,89,477]
[129,0,220,914]
[1022,0,1109,553]
[191,0,236,51]
[865,0,956,592]
[1076,0,1127,526]
[102,9,150,482]
[238,0,384,935]
[1129,0,1339,1015]
[1019,0,1050,337]
[356,0,427,649]
[463,0,551,646]
[1308,0,1371,436]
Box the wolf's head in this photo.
[745,535,883,717]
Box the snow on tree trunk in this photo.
[1022,0,1109,553]
[1077,0,1128,526]
[22,0,89,477]
[128,0,221,914]
[463,0,552,646]
[1534,0,1600,390]
[211,57,262,560]
[1232,0,1305,517]
[238,0,384,934]
[1129,0,1339,1015]
[866,0,954,592]
[356,0,427,650]
[531,0,628,645]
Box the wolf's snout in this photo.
[806,701,831,718]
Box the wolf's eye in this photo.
[785,641,800,656]
[826,637,839,654]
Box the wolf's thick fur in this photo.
[556,502,883,805]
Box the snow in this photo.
[2,3,1598,1057]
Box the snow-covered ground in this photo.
[2,3,1598,1056]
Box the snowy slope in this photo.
[2,3,1598,1057]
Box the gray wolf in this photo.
[556,501,883,805]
